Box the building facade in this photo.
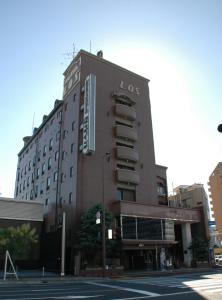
[0,197,43,268]
[15,50,203,271]
[208,162,222,245]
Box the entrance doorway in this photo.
[124,249,159,270]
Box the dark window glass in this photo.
[137,218,162,240]
[122,216,136,239]
[117,188,135,201]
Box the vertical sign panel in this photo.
[83,74,96,154]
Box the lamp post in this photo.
[102,152,110,277]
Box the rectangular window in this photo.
[43,145,47,156]
[69,192,72,204]
[49,138,53,150]
[46,177,51,190]
[137,218,162,240]
[71,143,74,153]
[72,121,75,131]
[45,198,49,206]
[48,157,52,170]
[122,216,136,239]
[54,171,58,182]
[42,163,46,175]
[35,185,38,197]
[55,151,59,161]
[70,166,73,177]
[117,188,136,202]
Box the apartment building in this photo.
[15,50,203,271]
[208,162,222,245]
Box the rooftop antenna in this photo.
[61,43,78,66]
[32,112,35,135]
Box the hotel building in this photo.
[15,50,204,271]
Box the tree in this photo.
[0,223,38,259]
[189,237,209,262]
[78,204,120,266]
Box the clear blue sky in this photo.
[0,0,222,199]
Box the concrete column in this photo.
[181,223,192,267]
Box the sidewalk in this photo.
[0,266,221,284]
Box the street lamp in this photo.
[217,124,222,133]
[102,152,111,277]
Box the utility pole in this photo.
[102,152,110,277]
[61,211,66,276]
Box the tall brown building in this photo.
[208,162,222,245]
[15,50,203,271]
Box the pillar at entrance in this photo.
[181,223,193,267]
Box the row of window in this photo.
[17,140,76,183]
[16,165,74,196]
[45,193,73,207]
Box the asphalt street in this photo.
[0,272,222,300]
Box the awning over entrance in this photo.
[111,201,201,223]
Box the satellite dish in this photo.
[217,124,222,133]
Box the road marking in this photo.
[1,296,102,300]
[85,282,160,297]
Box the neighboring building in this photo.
[208,162,222,245]
[0,197,43,267]
[168,183,210,238]
[14,50,204,271]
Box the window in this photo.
[56,131,60,141]
[59,197,63,208]
[71,143,74,153]
[40,181,44,194]
[33,156,36,166]
[21,169,23,179]
[117,188,136,202]
[32,172,34,183]
[62,151,66,160]
[55,151,59,161]
[54,171,58,182]
[116,141,133,149]
[45,198,49,206]
[49,138,53,150]
[30,189,34,200]
[42,163,46,175]
[70,166,73,177]
[117,164,135,171]
[38,151,41,161]
[43,145,47,156]
[23,180,26,190]
[63,130,68,139]
[27,176,30,186]
[24,165,27,175]
[17,171,20,182]
[46,177,51,190]
[35,185,38,197]
[69,192,73,204]
[72,121,75,131]
[73,93,76,102]
[48,157,52,170]
[64,103,68,111]
[28,161,31,170]
[19,184,21,193]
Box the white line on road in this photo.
[1,296,102,300]
[85,282,160,297]
[112,290,196,300]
